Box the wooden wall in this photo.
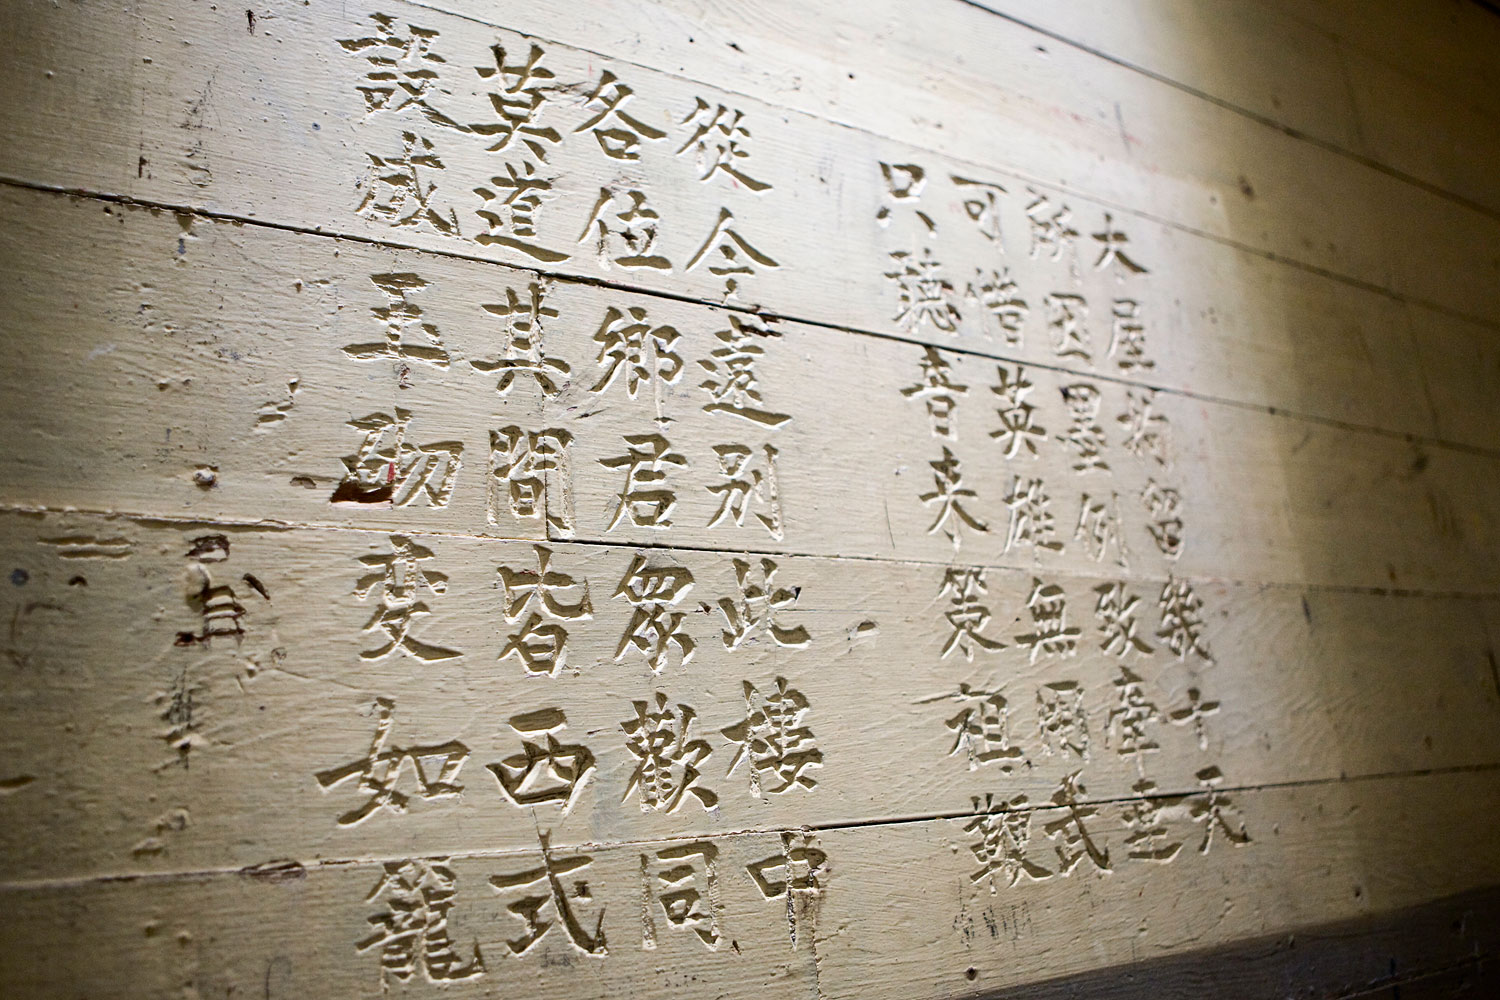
[0,1,1498,996]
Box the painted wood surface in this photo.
[0,0,1497,997]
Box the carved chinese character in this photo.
[952,175,1007,244]
[1141,479,1185,558]
[334,409,462,508]
[487,708,595,809]
[578,186,672,270]
[698,316,792,428]
[1168,687,1221,751]
[174,534,264,647]
[707,443,784,539]
[590,305,684,397]
[470,43,560,160]
[901,346,968,440]
[1093,581,1153,658]
[722,677,822,796]
[354,537,461,663]
[938,567,1004,660]
[613,555,695,672]
[1025,189,1078,266]
[1118,388,1170,465]
[1121,779,1184,863]
[339,14,462,131]
[574,69,666,160]
[316,698,467,826]
[1044,292,1091,363]
[1036,680,1089,758]
[474,161,568,262]
[968,268,1028,347]
[1092,213,1148,277]
[497,545,592,675]
[1106,667,1161,762]
[991,364,1047,458]
[1157,575,1214,663]
[155,665,204,770]
[965,793,1051,889]
[1042,771,1111,874]
[876,162,932,231]
[1075,492,1128,568]
[1108,298,1153,371]
[920,447,987,547]
[601,433,688,530]
[1003,475,1063,554]
[686,208,780,296]
[621,691,716,811]
[747,831,828,949]
[343,273,450,369]
[885,248,960,333]
[1017,581,1081,662]
[642,842,724,950]
[943,684,1025,771]
[489,427,574,533]
[1189,766,1251,852]
[490,832,607,955]
[470,282,568,396]
[676,99,771,191]
[359,858,485,986]
[717,557,809,651]
[1059,383,1109,472]
[356,131,461,236]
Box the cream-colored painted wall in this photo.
[0,2,1497,996]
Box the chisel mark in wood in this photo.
[40,535,133,559]
[0,775,36,795]
[238,859,306,883]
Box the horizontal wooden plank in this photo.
[1251,0,1500,126]
[811,770,1500,999]
[1,509,1497,882]
[3,186,1498,592]
[0,827,821,999]
[1,0,1498,341]
[964,0,1500,219]
[400,0,1500,325]
[1,772,1497,998]
[9,165,1497,458]
[964,884,1500,1000]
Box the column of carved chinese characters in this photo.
[676,98,780,299]
[330,272,468,508]
[160,534,271,770]
[700,315,791,543]
[473,277,582,537]
[903,345,987,552]
[340,15,473,239]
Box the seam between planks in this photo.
[6,500,1500,602]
